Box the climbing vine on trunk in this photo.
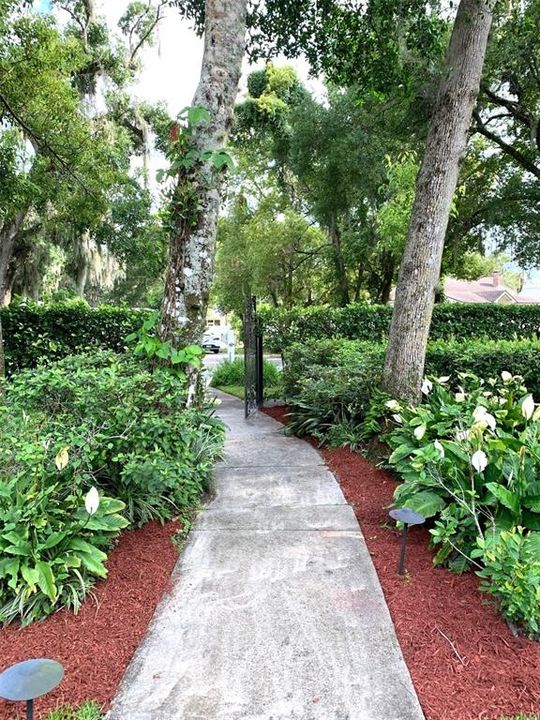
[160,0,247,347]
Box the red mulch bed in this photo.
[263,405,540,720]
[0,521,180,719]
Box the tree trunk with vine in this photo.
[160,0,247,346]
[382,0,495,402]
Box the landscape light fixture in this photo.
[388,507,425,576]
[0,658,64,720]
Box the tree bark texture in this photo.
[328,219,350,307]
[382,0,495,402]
[160,0,247,345]
[0,210,28,306]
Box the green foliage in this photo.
[0,350,224,625]
[386,373,540,634]
[282,341,384,438]
[126,310,205,374]
[282,337,540,439]
[210,358,281,388]
[0,301,148,374]
[475,528,540,638]
[44,701,103,720]
[215,194,328,316]
[260,302,540,353]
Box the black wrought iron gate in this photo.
[244,295,263,418]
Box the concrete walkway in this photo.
[108,392,424,720]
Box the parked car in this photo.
[201,330,221,354]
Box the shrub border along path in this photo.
[263,406,540,720]
[0,521,180,720]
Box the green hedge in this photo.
[0,301,149,374]
[283,338,540,433]
[260,303,540,352]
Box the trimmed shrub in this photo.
[259,302,540,352]
[0,301,149,374]
[282,338,540,436]
[210,357,281,388]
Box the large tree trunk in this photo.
[0,210,28,306]
[160,0,247,345]
[328,218,350,307]
[382,0,495,402]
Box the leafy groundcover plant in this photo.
[386,372,540,636]
[0,350,224,626]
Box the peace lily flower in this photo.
[521,395,535,421]
[473,405,487,421]
[414,424,427,440]
[392,414,403,424]
[421,378,433,395]
[455,429,468,442]
[473,406,496,431]
[533,405,540,422]
[455,392,466,402]
[501,371,512,383]
[385,399,401,411]
[84,487,100,516]
[471,449,488,473]
[438,376,450,384]
[433,440,445,458]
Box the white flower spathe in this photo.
[433,440,445,458]
[421,378,433,395]
[501,371,512,383]
[84,486,100,516]
[392,414,403,424]
[455,429,468,441]
[438,376,450,384]
[455,392,466,402]
[471,449,488,473]
[414,424,427,440]
[473,405,487,421]
[385,399,401,411]
[473,406,496,430]
[521,394,535,420]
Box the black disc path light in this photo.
[389,507,425,575]
[0,658,64,720]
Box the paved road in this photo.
[203,352,283,372]
[108,392,424,720]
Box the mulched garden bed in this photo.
[0,520,180,719]
[263,405,540,720]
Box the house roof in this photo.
[444,276,538,304]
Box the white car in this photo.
[201,330,222,354]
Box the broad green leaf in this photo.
[403,490,446,518]
[36,561,57,602]
[77,551,107,578]
[40,531,67,550]
[388,443,414,465]
[523,496,540,513]
[21,564,39,592]
[486,483,520,516]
